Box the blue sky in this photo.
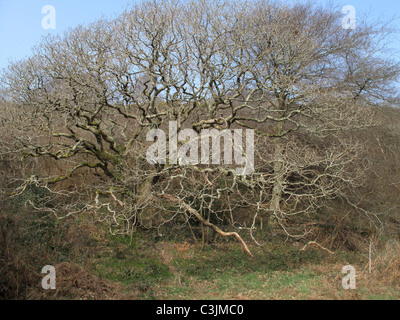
[0,0,132,69]
[0,0,400,71]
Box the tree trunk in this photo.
[269,130,285,227]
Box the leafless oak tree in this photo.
[1,0,399,255]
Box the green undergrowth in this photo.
[91,232,173,299]
[171,242,360,280]
[89,230,383,300]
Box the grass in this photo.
[171,244,325,280]
[94,255,172,285]
[3,186,399,300]
[87,231,400,300]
